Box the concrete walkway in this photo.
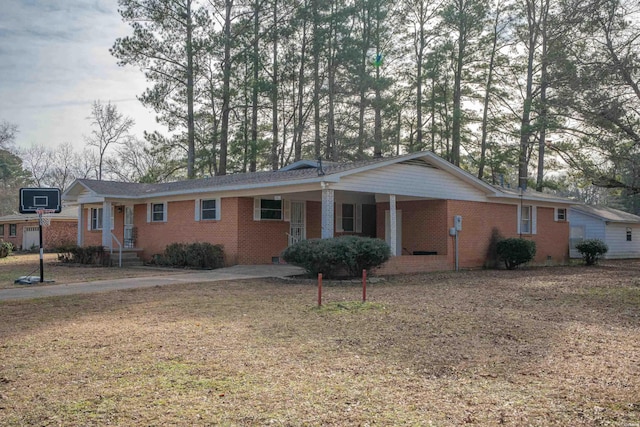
[0,264,305,302]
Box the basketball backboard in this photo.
[19,188,62,214]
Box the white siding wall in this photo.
[604,223,640,259]
[569,210,606,258]
[334,164,488,202]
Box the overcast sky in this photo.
[0,0,158,152]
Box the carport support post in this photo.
[389,194,397,256]
[321,186,334,239]
[77,205,84,246]
[102,201,112,249]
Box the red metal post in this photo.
[318,273,323,306]
[362,269,367,302]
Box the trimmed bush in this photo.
[336,236,392,277]
[496,238,536,270]
[0,241,13,258]
[282,236,391,278]
[57,245,105,265]
[575,239,608,266]
[156,242,225,269]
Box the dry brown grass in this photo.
[0,253,180,289]
[1,261,639,426]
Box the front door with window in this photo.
[124,206,135,248]
[289,201,306,246]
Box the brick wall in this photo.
[236,197,289,264]
[134,199,241,265]
[375,254,450,275]
[375,200,449,255]
[44,221,77,249]
[306,201,322,239]
[374,199,569,274]
[0,220,76,251]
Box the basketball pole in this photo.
[39,212,44,283]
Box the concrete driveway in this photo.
[0,264,305,302]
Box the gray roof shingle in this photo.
[73,156,392,197]
[571,205,640,223]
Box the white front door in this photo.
[289,201,306,246]
[124,206,135,248]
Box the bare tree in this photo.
[21,144,52,187]
[0,121,18,150]
[86,101,135,180]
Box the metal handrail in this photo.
[110,233,122,267]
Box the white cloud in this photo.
[0,0,160,150]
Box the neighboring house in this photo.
[62,151,574,274]
[569,205,640,259]
[0,207,78,251]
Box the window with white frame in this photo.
[201,199,218,220]
[555,208,567,221]
[0,224,4,236]
[520,205,532,234]
[259,199,282,220]
[9,224,16,236]
[342,203,355,232]
[90,207,115,230]
[152,203,166,222]
[91,208,103,230]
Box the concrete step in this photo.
[105,250,144,267]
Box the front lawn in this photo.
[0,253,181,289]
[1,263,639,425]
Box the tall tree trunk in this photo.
[250,0,260,172]
[219,0,233,176]
[312,1,322,159]
[294,4,308,162]
[478,5,501,180]
[518,0,539,190]
[186,0,196,178]
[451,6,464,167]
[536,0,550,191]
[357,0,370,159]
[373,8,382,157]
[415,2,425,149]
[270,0,279,170]
[326,3,336,160]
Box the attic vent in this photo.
[400,159,436,168]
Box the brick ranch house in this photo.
[0,207,78,251]
[62,151,573,274]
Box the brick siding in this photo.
[0,220,76,251]
[79,195,569,273]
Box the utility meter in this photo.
[454,215,462,231]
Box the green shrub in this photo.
[56,245,105,265]
[0,240,13,258]
[281,238,343,278]
[496,238,536,270]
[185,242,225,269]
[156,242,225,269]
[282,236,391,278]
[575,239,608,266]
[335,236,392,277]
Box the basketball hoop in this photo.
[35,209,56,227]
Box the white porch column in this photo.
[77,205,84,246]
[102,201,112,249]
[389,194,397,256]
[321,186,335,239]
